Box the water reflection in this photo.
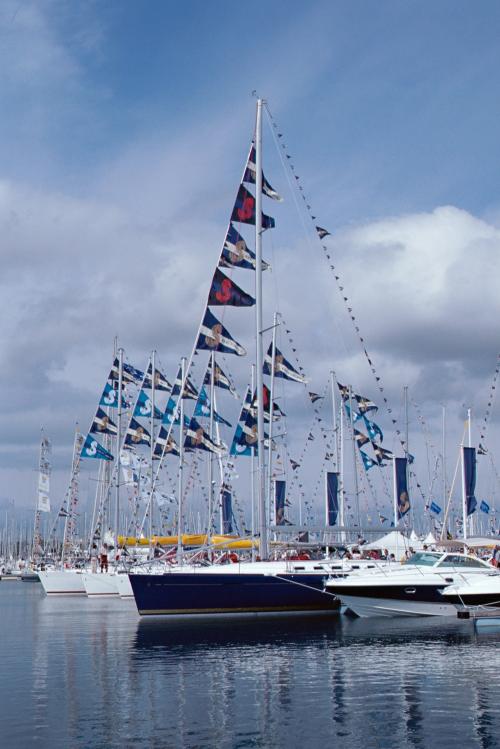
[2,586,500,748]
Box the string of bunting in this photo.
[341,401,392,524]
[264,103,428,511]
[266,315,332,522]
[408,395,443,511]
[286,381,330,517]
[478,352,500,455]
[409,396,438,472]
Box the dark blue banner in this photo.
[326,472,339,526]
[221,489,233,534]
[463,447,477,516]
[394,457,410,518]
[275,480,287,525]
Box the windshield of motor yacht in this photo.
[404,552,442,566]
[436,554,490,568]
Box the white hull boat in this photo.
[39,569,87,596]
[82,572,120,597]
[115,573,133,598]
[326,551,495,618]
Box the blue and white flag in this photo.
[373,443,393,466]
[109,357,144,384]
[90,407,118,436]
[194,387,232,427]
[238,411,269,449]
[244,146,283,201]
[219,223,269,272]
[231,183,275,230]
[344,403,362,423]
[360,450,377,471]
[99,381,127,409]
[239,412,259,448]
[238,387,252,419]
[480,500,490,514]
[153,426,180,459]
[196,309,246,357]
[229,424,253,457]
[362,415,383,443]
[228,388,253,455]
[134,390,163,420]
[354,394,377,414]
[161,397,190,427]
[143,363,171,392]
[263,344,306,383]
[394,457,411,518]
[204,360,237,397]
[124,418,151,447]
[80,434,114,461]
[184,417,225,455]
[338,382,377,413]
[171,368,199,401]
[430,501,442,514]
[162,397,178,425]
[463,447,477,516]
[353,429,370,448]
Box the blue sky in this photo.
[4,0,500,219]
[2,0,500,533]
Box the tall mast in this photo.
[32,429,45,562]
[331,372,339,471]
[461,445,468,542]
[255,98,268,560]
[61,429,80,566]
[207,351,215,544]
[176,356,187,563]
[348,386,360,528]
[392,457,399,529]
[266,311,279,529]
[404,385,413,530]
[149,350,156,548]
[115,348,124,540]
[339,394,345,540]
[250,365,256,562]
[442,405,447,526]
[467,407,473,536]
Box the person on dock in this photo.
[99,543,109,573]
[153,542,164,559]
[90,543,98,573]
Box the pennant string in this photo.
[264,103,430,511]
[478,352,500,452]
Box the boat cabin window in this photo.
[405,552,441,567]
[437,554,489,568]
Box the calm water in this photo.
[2,584,500,748]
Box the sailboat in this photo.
[38,431,88,595]
[127,99,358,616]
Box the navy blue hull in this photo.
[444,592,500,607]
[129,572,340,616]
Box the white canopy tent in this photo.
[363,530,414,557]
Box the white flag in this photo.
[38,491,50,513]
[38,472,50,494]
